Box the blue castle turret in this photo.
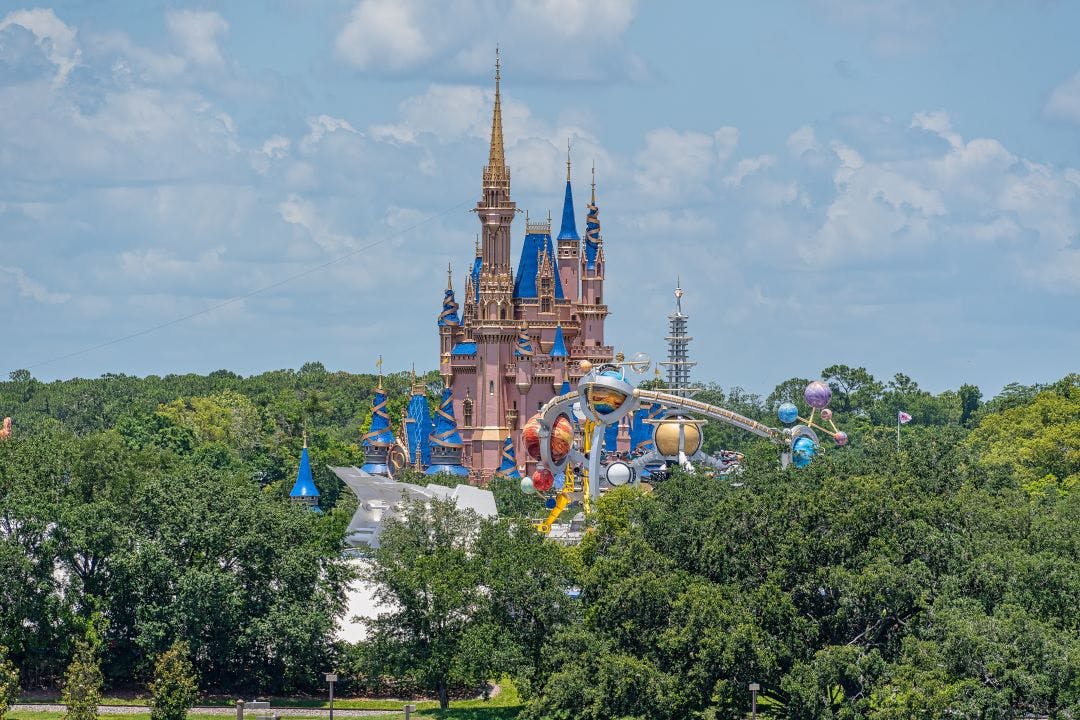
[289,435,320,507]
[361,372,396,475]
[405,372,433,468]
[494,435,522,480]
[426,386,469,477]
[550,324,568,358]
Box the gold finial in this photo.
[376,355,383,390]
[654,366,662,380]
[474,233,481,257]
[303,430,308,448]
[591,160,597,204]
[487,47,505,172]
[615,351,625,364]
[446,261,453,290]
[566,138,572,182]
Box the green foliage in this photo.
[357,500,572,710]
[61,635,102,720]
[149,641,198,720]
[966,375,1080,495]
[0,646,18,720]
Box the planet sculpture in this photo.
[820,408,833,421]
[520,476,535,494]
[804,381,832,410]
[653,418,702,456]
[532,467,555,493]
[522,413,574,462]
[792,436,816,468]
[833,431,848,446]
[777,402,799,424]
[586,379,630,418]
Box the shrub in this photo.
[0,645,19,720]
[61,638,102,720]
[150,641,198,720]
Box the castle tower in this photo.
[438,263,461,360]
[404,372,433,468]
[361,368,397,475]
[289,434,320,507]
[556,142,581,304]
[426,386,470,476]
[659,280,696,397]
[579,164,608,351]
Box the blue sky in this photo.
[1,0,1079,397]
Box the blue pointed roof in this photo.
[451,341,477,356]
[494,436,522,480]
[471,253,482,304]
[514,327,534,358]
[363,387,395,447]
[406,387,433,467]
[289,445,320,498]
[513,231,564,300]
[430,387,463,448]
[559,380,572,396]
[438,286,460,327]
[584,189,601,271]
[550,324,568,358]
[557,180,579,241]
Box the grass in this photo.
[11,680,525,720]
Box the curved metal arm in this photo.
[632,389,787,444]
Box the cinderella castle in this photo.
[360,54,616,483]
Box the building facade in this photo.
[437,56,613,481]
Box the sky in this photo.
[1,0,1079,397]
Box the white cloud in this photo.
[723,155,776,188]
[1046,69,1080,125]
[333,0,643,81]
[300,115,359,152]
[633,128,719,199]
[0,8,81,83]
[118,247,225,282]
[0,265,69,304]
[787,125,819,157]
[335,0,432,72]
[166,10,229,68]
[279,195,359,253]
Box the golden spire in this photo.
[303,430,308,448]
[474,234,481,257]
[591,160,597,204]
[446,261,453,290]
[566,139,572,182]
[376,355,383,391]
[487,46,506,173]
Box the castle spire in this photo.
[487,47,506,174]
[438,262,460,327]
[557,139,580,242]
[583,162,602,269]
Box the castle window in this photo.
[463,399,473,427]
[489,380,495,396]
[541,297,552,313]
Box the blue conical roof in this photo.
[427,386,469,476]
[514,326,534,358]
[550,324,568,358]
[406,387,433,467]
[584,194,601,271]
[494,436,522,480]
[363,388,395,447]
[289,446,320,498]
[559,380,572,396]
[557,180,579,241]
[438,287,460,327]
[471,254,482,304]
[430,387,463,448]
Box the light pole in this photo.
[748,682,759,720]
[325,673,337,720]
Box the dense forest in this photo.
[1,363,1078,718]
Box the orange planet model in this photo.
[522,413,574,463]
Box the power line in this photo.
[9,198,472,375]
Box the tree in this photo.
[62,634,103,720]
[360,498,528,710]
[0,646,18,720]
[150,641,198,720]
[821,365,883,416]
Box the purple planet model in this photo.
[804,381,832,409]
[833,431,848,446]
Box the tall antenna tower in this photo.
[659,279,696,396]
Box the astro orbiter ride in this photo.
[518,358,847,533]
